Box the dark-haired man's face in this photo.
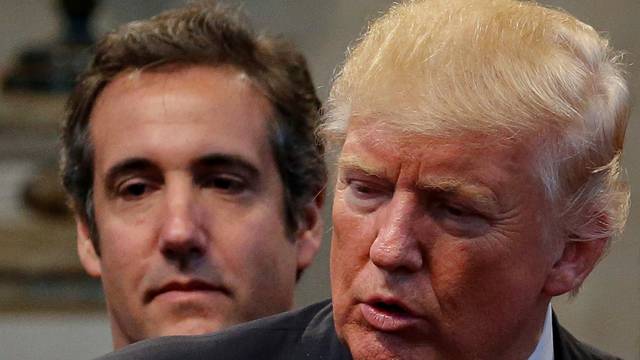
[76,65,321,349]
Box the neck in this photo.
[495,301,551,360]
[452,299,551,360]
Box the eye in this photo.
[343,178,391,212]
[200,174,248,194]
[440,203,471,218]
[351,181,378,197]
[431,200,490,237]
[432,200,477,220]
[116,179,156,200]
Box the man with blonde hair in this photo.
[99,1,628,359]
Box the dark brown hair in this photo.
[60,1,326,250]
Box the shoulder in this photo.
[95,299,345,360]
[552,313,622,360]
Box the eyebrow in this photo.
[417,178,499,212]
[191,154,260,179]
[338,155,394,180]
[338,155,499,211]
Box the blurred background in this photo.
[0,0,636,359]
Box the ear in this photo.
[76,216,102,278]
[542,237,607,296]
[294,190,325,273]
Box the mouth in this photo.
[145,280,231,304]
[371,301,412,315]
[359,298,421,332]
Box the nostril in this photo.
[161,247,180,261]
[162,243,205,271]
[163,242,202,255]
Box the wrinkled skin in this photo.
[331,121,604,360]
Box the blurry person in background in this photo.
[60,1,326,350]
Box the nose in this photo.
[369,193,424,273]
[158,180,207,270]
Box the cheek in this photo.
[98,237,147,295]
[235,235,295,277]
[331,195,370,268]
[429,242,474,304]
[330,192,378,294]
[93,190,158,256]
[218,212,296,293]
[429,239,528,313]
[93,208,154,296]
[227,231,297,318]
[97,249,147,325]
[97,216,153,264]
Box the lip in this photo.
[144,279,231,304]
[359,297,422,332]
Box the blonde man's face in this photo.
[330,122,574,359]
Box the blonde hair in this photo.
[323,0,630,241]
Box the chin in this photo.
[350,344,413,360]
[343,324,439,360]
[154,317,227,338]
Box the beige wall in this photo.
[0,1,637,359]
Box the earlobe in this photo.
[543,237,607,296]
[294,191,325,272]
[76,217,102,278]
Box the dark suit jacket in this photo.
[97,299,620,360]
[553,313,622,360]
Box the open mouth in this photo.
[372,301,411,315]
[360,300,420,331]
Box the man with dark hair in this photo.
[98,0,628,359]
[60,2,326,349]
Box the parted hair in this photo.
[61,1,326,249]
[323,0,630,242]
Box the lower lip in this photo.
[359,303,421,332]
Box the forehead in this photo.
[92,64,271,126]
[339,119,542,194]
[89,65,275,171]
